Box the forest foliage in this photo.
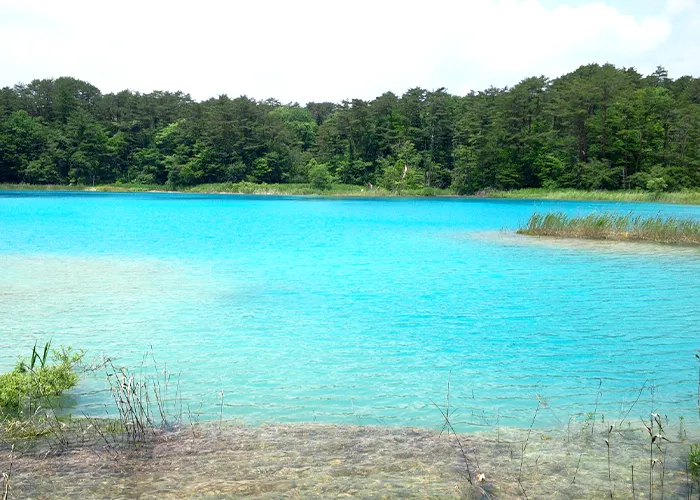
[1,64,699,193]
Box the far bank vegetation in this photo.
[1,64,699,198]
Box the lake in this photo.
[1,191,699,432]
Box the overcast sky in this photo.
[1,0,698,103]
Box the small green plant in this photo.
[690,444,700,489]
[0,342,84,418]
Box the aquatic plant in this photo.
[517,211,700,245]
[101,349,182,448]
[690,444,700,492]
[0,342,83,418]
[430,374,479,486]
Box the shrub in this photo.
[646,176,668,195]
[307,160,333,191]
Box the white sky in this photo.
[0,0,698,103]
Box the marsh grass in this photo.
[486,188,700,205]
[518,211,700,245]
[5,182,700,203]
[178,182,455,197]
[0,346,182,460]
[100,350,182,448]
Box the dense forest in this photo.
[1,63,699,193]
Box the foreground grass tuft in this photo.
[517,211,700,245]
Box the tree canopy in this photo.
[1,65,699,192]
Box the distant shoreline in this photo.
[2,183,700,205]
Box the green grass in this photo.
[169,182,457,197]
[0,182,457,197]
[185,182,375,196]
[3,183,700,203]
[484,188,700,205]
[0,182,161,193]
[517,211,700,245]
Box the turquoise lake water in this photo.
[1,191,699,431]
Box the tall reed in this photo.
[518,211,700,245]
[101,349,181,447]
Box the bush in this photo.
[0,342,83,418]
[307,160,333,190]
[646,176,668,194]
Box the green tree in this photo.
[64,109,109,185]
[1,65,700,193]
[307,159,333,190]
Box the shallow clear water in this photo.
[4,421,698,499]
[1,191,699,430]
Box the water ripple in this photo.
[0,194,698,430]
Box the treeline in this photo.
[1,63,699,193]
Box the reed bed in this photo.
[518,211,700,245]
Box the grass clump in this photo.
[0,342,83,418]
[517,211,700,245]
